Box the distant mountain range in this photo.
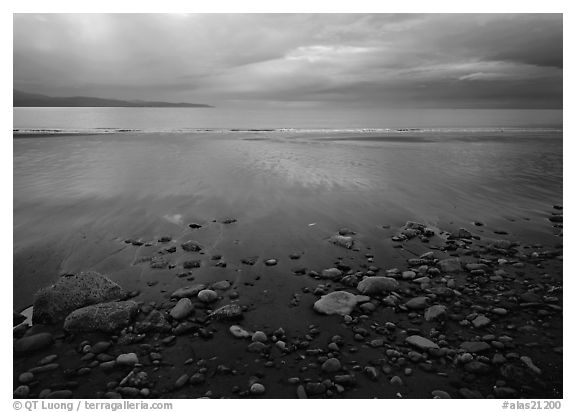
[13,90,213,108]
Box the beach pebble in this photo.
[472,315,491,328]
[250,383,266,395]
[230,325,251,339]
[170,298,194,320]
[175,374,189,389]
[431,390,452,399]
[405,296,428,310]
[264,259,278,266]
[252,331,268,343]
[313,291,370,316]
[13,385,30,398]
[116,353,138,367]
[14,333,54,353]
[181,240,202,252]
[390,375,403,385]
[357,276,399,294]
[18,372,34,384]
[405,335,439,351]
[425,305,447,321]
[212,280,231,290]
[321,358,341,373]
[198,289,218,303]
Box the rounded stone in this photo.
[321,358,342,373]
[250,383,266,395]
[198,289,218,303]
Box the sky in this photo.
[13,13,563,109]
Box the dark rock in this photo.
[356,277,399,294]
[33,272,126,324]
[183,260,201,269]
[14,332,54,353]
[209,304,243,320]
[241,256,258,265]
[188,223,203,229]
[329,235,354,249]
[460,341,491,353]
[63,301,138,333]
[181,240,202,252]
[172,284,206,299]
[313,291,370,316]
[170,298,194,320]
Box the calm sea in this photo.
[13,107,563,309]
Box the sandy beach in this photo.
[13,130,562,398]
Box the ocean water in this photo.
[13,108,563,310]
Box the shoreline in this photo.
[13,213,563,399]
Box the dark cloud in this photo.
[13,14,562,109]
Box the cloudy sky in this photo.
[13,14,562,109]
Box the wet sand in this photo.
[13,130,562,398]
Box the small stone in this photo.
[170,298,194,320]
[321,358,341,373]
[13,385,29,398]
[252,331,268,343]
[431,390,452,399]
[212,280,231,290]
[175,374,189,389]
[424,305,447,321]
[390,375,403,385]
[188,223,202,229]
[305,382,326,395]
[19,372,34,384]
[14,333,54,353]
[329,235,354,249]
[198,289,218,303]
[405,296,428,310]
[472,315,491,328]
[264,259,278,266]
[230,325,251,339]
[405,335,439,351]
[181,240,202,252]
[297,385,308,399]
[116,353,138,367]
[91,341,112,354]
[520,356,542,375]
[319,268,343,279]
[460,341,491,353]
[250,383,266,395]
[313,291,369,316]
[189,373,206,385]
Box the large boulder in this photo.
[33,272,126,324]
[313,291,370,316]
[357,277,399,295]
[63,301,139,333]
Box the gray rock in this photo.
[175,374,189,389]
[46,390,73,399]
[460,341,491,353]
[209,304,243,320]
[313,291,370,316]
[438,258,461,273]
[252,331,268,343]
[14,332,54,353]
[63,301,138,333]
[431,390,452,399]
[250,383,266,395]
[405,296,428,310]
[297,385,308,399]
[116,353,138,367]
[13,385,29,398]
[321,358,341,373]
[181,240,202,252]
[33,272,126,324]
[357,276,399,294]
[18,372,34,384]
[212,280,231,290]
[472,315,491,328]
[170,298,194,320]
[230,325,251,339]
[405,335,439,351]
[171,284,206,299]
[319,268,343,279]
[329,235,354,249]
[198,289,218,303]
[424,305,447,321]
